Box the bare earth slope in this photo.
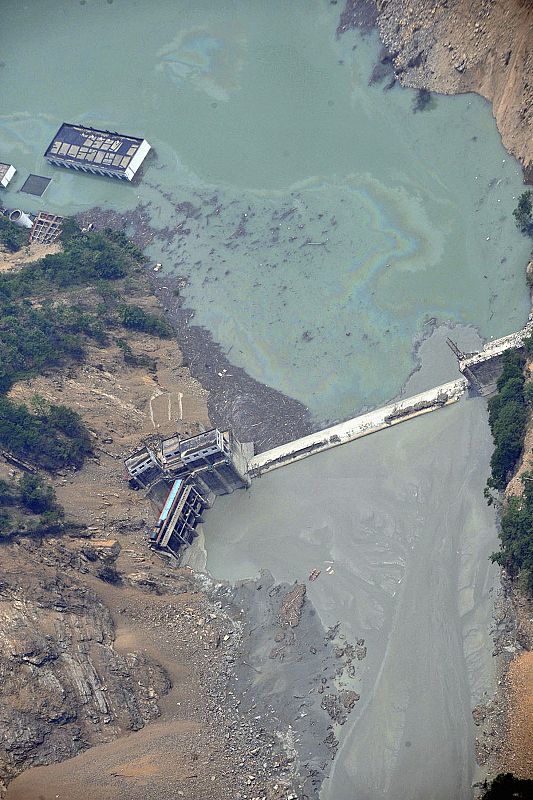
[344,0,533,178]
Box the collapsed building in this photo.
[125,428,252,559]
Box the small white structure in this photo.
[9,209,33,229]
[0,163,16,188]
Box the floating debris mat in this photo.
[29,212,63,244]
[20,174,52,197]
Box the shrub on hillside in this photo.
[487,351,527,490]
[18,473,58,514]
[118,304,173,338]
[0,217,29,253]
[0,396,92,471]
[492,473,533,594]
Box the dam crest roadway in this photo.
[248,319,533,477]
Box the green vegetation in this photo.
[486,351,527,490]
[0,216,29,253]
[18,473,58,514]
[0,223,144,394]
[0,223,169,395]
[0,472,63,539]
[118,303,172,338]
[0,300,108,393]
[0,220,172,544]
[0,225,142,300]
[485,346,533,595]
[492,471,533,592]
[116,337,156,370]
[481,773,533,799]
[0,395,92,471]
[513,190,533,236]
[0,220,171,458]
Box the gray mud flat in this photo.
[213,573,360,798]
[203,394,500,800]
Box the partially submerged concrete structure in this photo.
[447,318,533,395]
[131,319,533,557]
[45,123,151,181]
[29,212,64,244]
[7,209,32,229]
[20,174,52,197]
[149,478,208,558]
[125,428,251,495]
[248,379,469,477]
[126,428,251,559]
[0,164,16,189]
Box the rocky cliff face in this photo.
[0,538,169,797]
[340,0,533,178]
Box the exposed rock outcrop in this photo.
[0,540,169,797]
[339,0,533,178]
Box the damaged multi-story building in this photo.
[125,428,252,559]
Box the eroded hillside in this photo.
[340,0,533,178]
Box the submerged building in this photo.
[44,123,151,181]
[0,164,16,189]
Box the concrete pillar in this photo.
[461,365,483,393]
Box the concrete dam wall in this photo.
[248,378,469,477]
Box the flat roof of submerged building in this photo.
[44,123,151,181]
[0,163,16,188]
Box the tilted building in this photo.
[148,478,208,558]
[0,164,16,189]
[125,428,251,495]
[125,428,252,560]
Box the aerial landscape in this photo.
[0,1,532,799]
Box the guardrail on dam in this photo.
[248,378,469,477]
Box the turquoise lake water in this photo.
[1,0,530,422]
[1,4,531,798]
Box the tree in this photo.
[0,510,12,536]
[0,217,29,252]
[487,351,527,489]
[491,470,533,594]
[524,381,533,406]
[513,191,533,236]
[0,396,92,470]
[18,474,57,514]
[118,304,173,338]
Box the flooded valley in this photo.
[1,1,532,798]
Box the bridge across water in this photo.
[249,378,468,477]
[248,320,533,477]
